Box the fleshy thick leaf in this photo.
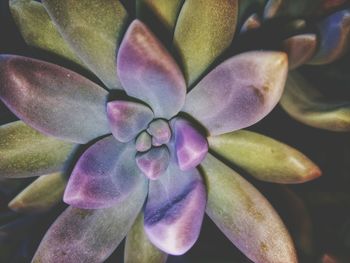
[280,71,350,131]
[174,0,238,85]
[201,154,297,263]
[136,0,184,31]
[283,34,317,69]
[42,0,128,89]
[0,55,110,144]
[147,119,172,146]
[183,51,288,136]
[64,136,146,209]
[144,162,206,255]
[136,146,170,180]
[136,131,152,152]
[9,0,83,66]
[171,117,208,171]
[0,121,74,178]
[240,13,262,33]
[8,172,66,213]
[118,20,186,119]
[107,100,154,143]
[32,180,147,263]
[125,212,168,263]
[208,130,321,183]
[308,9,350,65]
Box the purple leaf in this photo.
[183,51,288,136]
[171,117,208,171]
[136,146,170,180]
[147,119,172,146]
[64,136,146,209]
[135,131,152,152]
[144,162,206,255]
[117,20,186,119]
[0,55,109,144]
[32,181,147,263]
[107,100,154,143]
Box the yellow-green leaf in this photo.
[174,0,238,86]
[42,0,128,89]
[280,71,350,132]
[0,121,75,178]
[201,154,297,263]
[208,130,321,183]
[9,0,83,66]
[125,212,168,263]
[8,172,66,213]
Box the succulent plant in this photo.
[0,0,329,262]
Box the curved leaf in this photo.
[107,100,154,143]
[42,0,128,89]
[174,0,238,85]
[208,130,321,183]
[201,154,297,263]
[125,212,168,263]
[283,34,317,69]
[118,20,186,119]
[32,178,148,263]
[9,0,83,66]
[64,136,146,209]
[0,121,74,178]
[8,172,66,213]
[0,55,110,143]
[144,162,206,255]
[308,9,350,65]
[183,51,288,136]
[280,71,350,131]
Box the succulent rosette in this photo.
[0,0,324,262]
[239,0,350,132]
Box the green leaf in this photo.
[174,0,238,86]
[136,0,184,31]
[125,213,168,263]
[280,71,350,132]
[0,121,75,178]
[32,178,148,262]
[8,172,66,213]
[9,0,83,66]
[42,0,128,89]
[208,130,321,183]
[201,154,297,263]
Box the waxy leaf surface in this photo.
[0,55,110,144]
[144,162,206,255]
[42,0,128,89]
[0,121,74,178]
[64,136,146,209]
[208,130,321,183]
[201,154,297,263]
[183,51,288,135]
[118,20,186,119]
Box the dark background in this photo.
[1,1,350,262]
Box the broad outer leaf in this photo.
[9,0,83,66]
[118,20,186,119]
[136,0,184,31]
[308,9,350,65]
[183,51,288,136]
[32,178,148,263]
[0,55,110,144]
[125,212,168,263]
[201,154,297,263]
[42,0,128,89]
[64,136,146,209]
[144,162,206,255]
[8,172,66,213]
[0,121,74,178]
[280,71,350,131]
[208,130,321,183]
[174,0,238,85]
